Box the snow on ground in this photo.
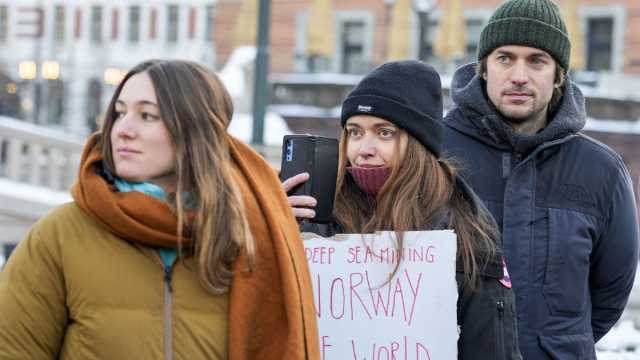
[217,46,292,147]
[0,178,71,218]
[227,111,290,147]
[580,84,640,103]
[217,46,256,98]
[268,104,341,119]
[271,72,361,86]
[585,117,640,134]
[596,320,640,352]
[598,351,640,360]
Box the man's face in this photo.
[483,45,558,125]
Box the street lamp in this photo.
[6,83,17,95]
[17,61,38,123]
[19,61,37,80]
[42,61,60,80]
[251,0,271,146]
[17,60,63,124]
[104,68,125,86]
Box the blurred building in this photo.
[0,0,216,135]
[212,0,640,215]
[213,0,640,76]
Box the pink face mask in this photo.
[346,166,392,196]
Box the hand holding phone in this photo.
[282,173,317,219]
[279,135,339,223]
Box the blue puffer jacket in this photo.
[443,63,639,360]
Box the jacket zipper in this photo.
[164,265,174,360]
[496,300,506,360]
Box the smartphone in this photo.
[279,134,339,223]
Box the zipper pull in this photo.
[514,152,523,165]
[502,153,511,179]
[164,266,173,293]
[497,300,505,319]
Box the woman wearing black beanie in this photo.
[284,60,522,359]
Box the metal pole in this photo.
[418,11,429,61]
[251,0,271,146]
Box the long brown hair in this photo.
[101,60,254,295]
[333,131,497,289]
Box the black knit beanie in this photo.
[340,60,443,158]
[478,0,571,70]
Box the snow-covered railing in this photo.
[0,116,84,191]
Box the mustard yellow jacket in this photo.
[0,202,230,359]
[0,135,320,360]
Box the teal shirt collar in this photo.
[114,178,176,267]
[113,178,167,201]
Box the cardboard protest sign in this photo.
[303,230,458,360]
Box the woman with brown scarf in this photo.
[0,60,319,360]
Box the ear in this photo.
[482,71,488,81]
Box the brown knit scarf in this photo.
[70,133,320,360]
[71,134,188,247]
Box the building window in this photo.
[111,9,119,40]
[465,19,483,63]
[0,6,8,42]
[90,6,103,43]
[205,4,214,42]
[86,79,102,132]
[149,8,157,39]
[587,17,613,71]
[293,11,308,72]
[128,6,140,43]
[417,19,438,62]
[340,21,366,74]
[167,5,179,43]
[74,8,82,39]
[188,7,196,39]
[53,6,66,42]
[0,72,20,118]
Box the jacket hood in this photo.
[448,63,586,153]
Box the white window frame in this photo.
[203,4,215,43]
[293,11,308,72]
[89,5,104,44]
[580,5,626,73]
[127,5,142,44]
[410,8,492,61]
[334,10,374,74]
[165,4,180,45]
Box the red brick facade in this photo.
[214,0,640,74]
[584,130,640,206]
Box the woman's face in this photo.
[345,115,408,168]
[110,72,176,191]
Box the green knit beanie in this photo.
[477,0,571,70]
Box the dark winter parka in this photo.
[301,177,522,360]
[443,63,640,359]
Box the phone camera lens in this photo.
[286,141,293,162]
